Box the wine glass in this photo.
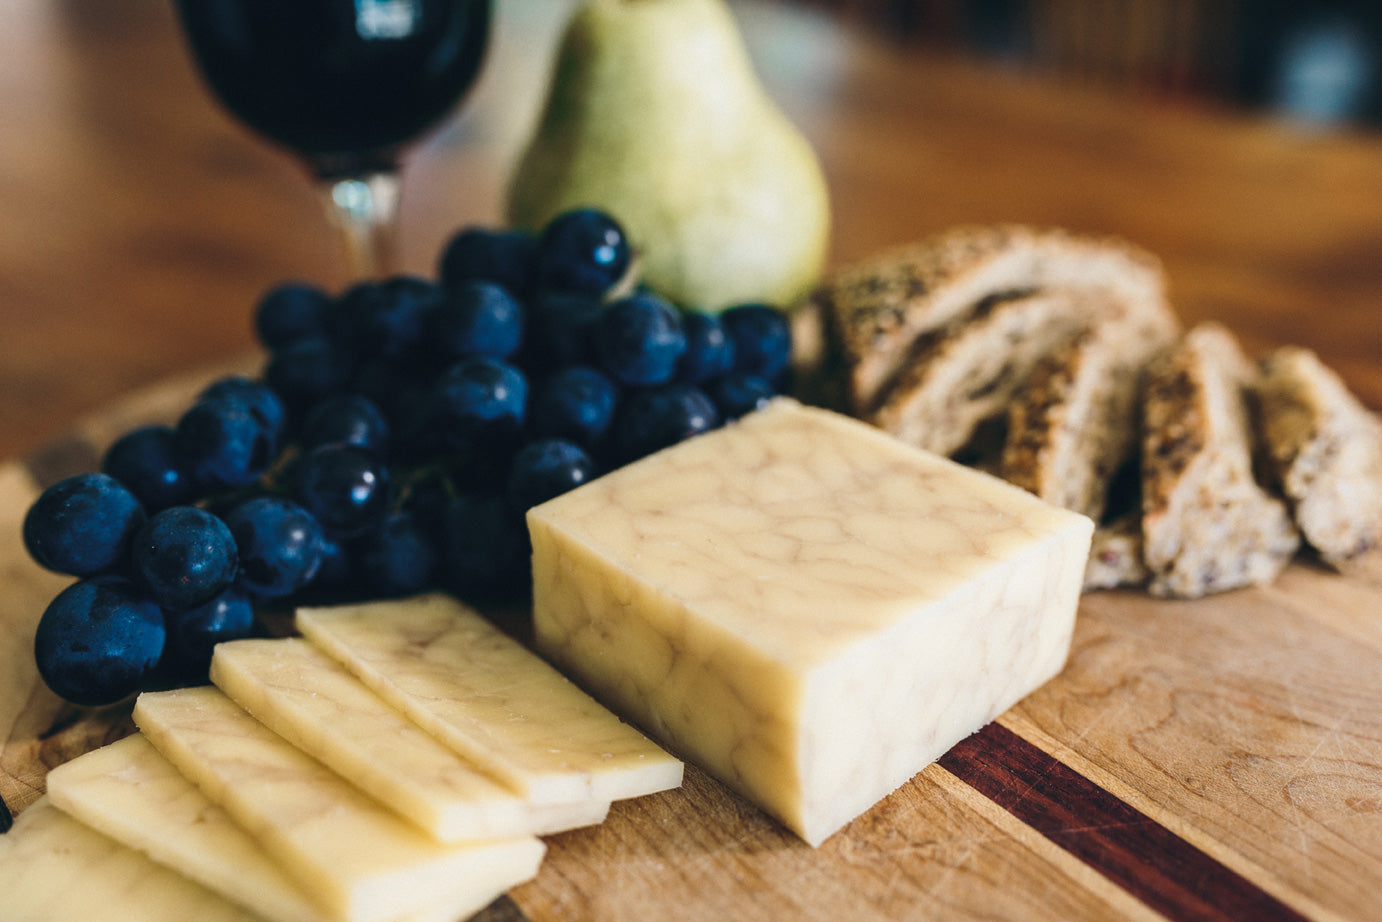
[173,0,492,278]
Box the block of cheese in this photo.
[46,734,511,922]
[210,637,610,841]
[133,687,545,922]
[529,399,1093,846]
[0,798,259,922]
[296,595,684,805]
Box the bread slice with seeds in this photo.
[815,225,1167,413]
[1250,346,1382,568]
[1001,300,1179,521]
[869,289,1096,456]
[1140,323,1299,598]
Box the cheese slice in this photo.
[210,637,610,841]
[529,399,1093,846]
[133,686,544,922]
[0,797,259,922]
[46,734,513,922]
[295,595,683,805]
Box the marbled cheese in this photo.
[529,399,1093,846]
[210,638,609,841]
[0,798,259,922]
[132,687,544,922]
[46,734,513,922]
[295,595,683,805]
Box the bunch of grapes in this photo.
[23,209,793,707]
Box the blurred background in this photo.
[4,0,1381,461]
[793,0,1382,126]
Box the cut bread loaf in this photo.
[1001,300,1179,520]
[869,289,1092,456]
[814,225,1167,414]
[1250,346,1382,568]
[1140,323,1299,598]
[801,226,1382,599]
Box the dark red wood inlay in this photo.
[939,722,1310,922]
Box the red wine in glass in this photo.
[174,0,492,277]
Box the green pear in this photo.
[506,0,830,311]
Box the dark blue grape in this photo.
[439,227,540,298]
[676,310,736,384]
[529,366,618,447]
[400,470,453,537]
[432,358,528,451]
[301,394,391,454]
[356,511,437,597]
[721,304,792,382]
[293,443,392,539]
[23,473,146,577]
[349,276,443,361]
[508,439,595,511]
[160,584,254,682]
[175,394,279,490]
[538,209,632,296]
[707,372,776,420]
[324,281,378,355]
[350,356,423,404]
[200,377,287,443]
[131,506,239,611]
[592,293,687,386]
[254,282,330,350]
[312,534,355,591]
[438,492,529,598]
[223,496,324,598]
[348,358,436,448]
[610,384,720,463]
[524,291,604,368]
[34,575,165,706]
[382,385,443,464]
[433,281,525,361]
[459,442,522,494]
[103,425,196,512]
[264,337,354,413]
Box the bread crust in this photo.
[817,225,1166,413]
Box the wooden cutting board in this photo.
[3,362,1381,922]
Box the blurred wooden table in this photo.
[3,0,1382,464]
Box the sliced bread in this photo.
[869,289,1093,456]
[1001,299,1179,520]
[1251,346,1382,568]
[816,225,1167,413]
[1140,323,1299,598]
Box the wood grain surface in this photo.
[4,364,1382,922]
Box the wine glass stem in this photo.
[318,172,401,280]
